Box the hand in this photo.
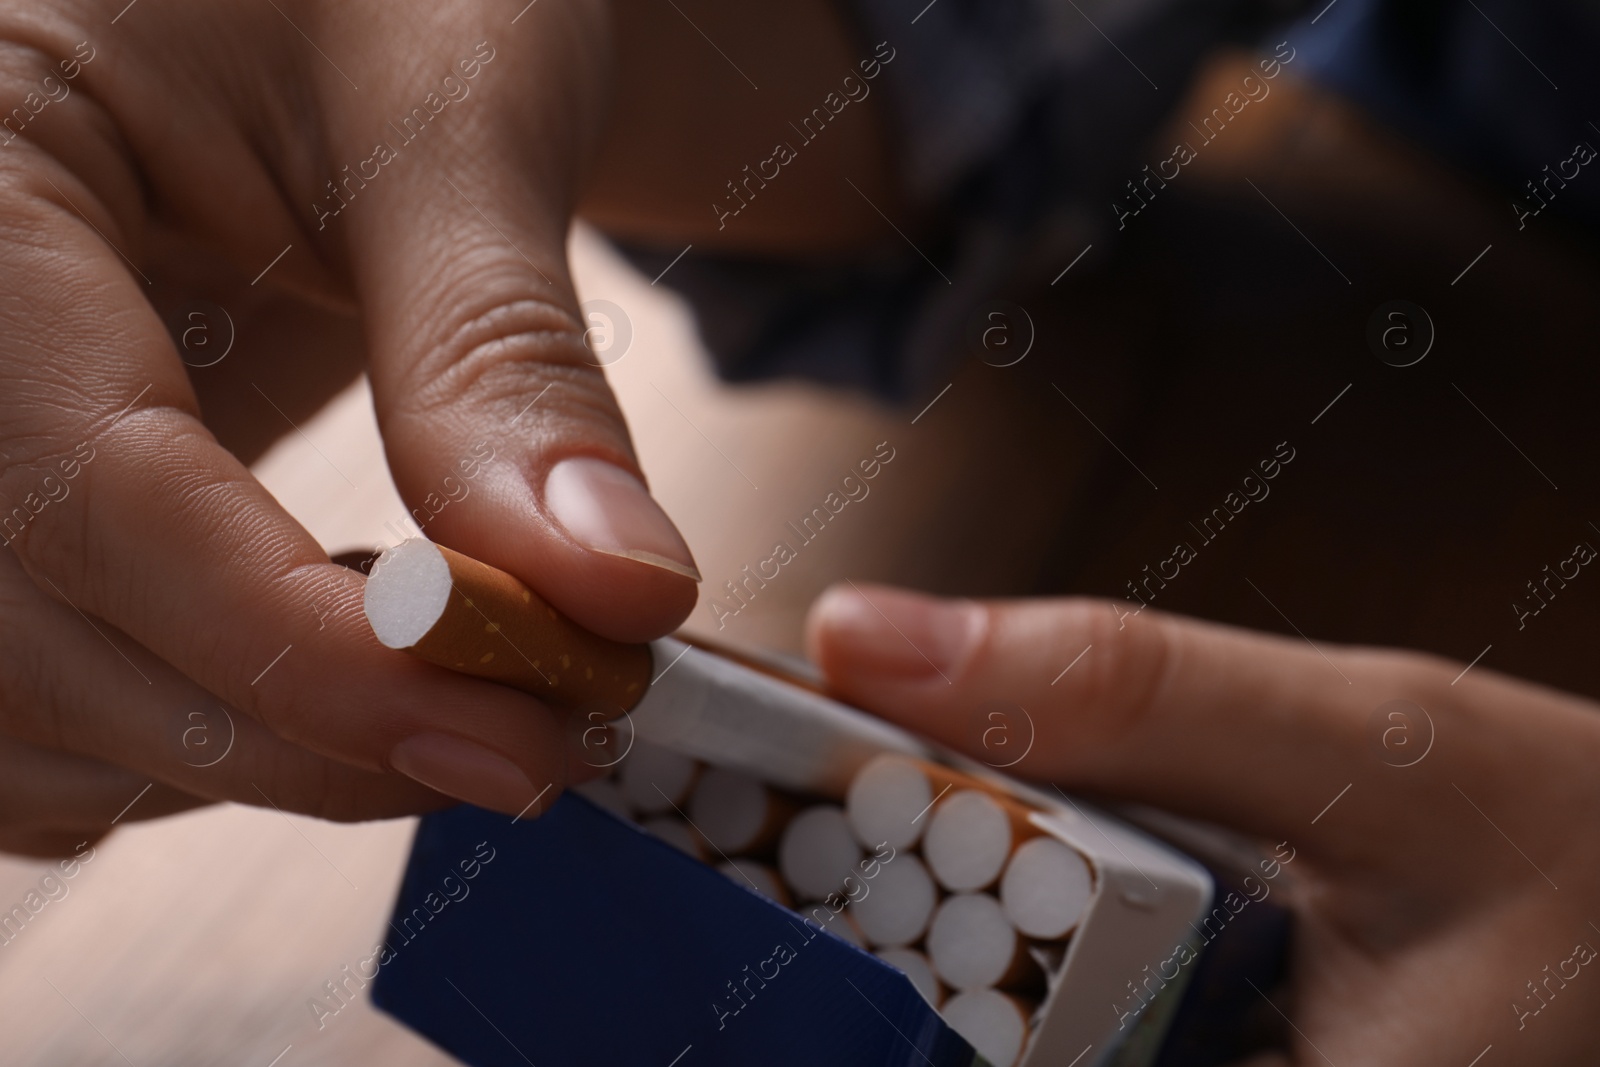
[0,0,701,854]
[807,585,1600,1064]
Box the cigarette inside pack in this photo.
[579,747,1096,1067]
[362,540,1192,1067]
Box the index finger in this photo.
[0,150,566,816]
[803,584,1587,860]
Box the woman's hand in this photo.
[808,584,1600,1064]
[0,0,701,853]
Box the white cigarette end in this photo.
[778,805,862,901]
[941,988,1030,1067]
[363,538,451,650]
[924,790,1013,892]
[689,766,773,853]
[852,853,936,948]
[1000,837,1093,940]
[846,754,934,851]
[927,893,1022,991]
[620,741,700,813]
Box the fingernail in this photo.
[389,733,552,816]
[813,585,985,680]
[544,457,701,581]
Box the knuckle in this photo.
[390,298,613,429]
[1055,599,1177,748]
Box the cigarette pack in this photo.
[371,638,1288,1066]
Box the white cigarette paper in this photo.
[941,988,1031,1067]
[927,893,1029,991]
[851,853,937,948]
[1000,836,1095,940]
[619,741,700,814]
[875,947,943,1009]
[924,789,1016,892]
[778,805,863,901]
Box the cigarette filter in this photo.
[778,805,863,901]
[941,989,1033,1067]
[690,766,792,854]
[926,892,1038,992]
[850,852,937,948]
[619,740,700,813]
[363,538,652,714]
[924,788,1037,893]
[999,837,1094,940]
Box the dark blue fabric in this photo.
[371,797,976,1067]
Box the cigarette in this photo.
[940,988,1033,1067]
[717,860,792,907]
[641,815,706,861]
[778,805,864,902]
[923,789,1035,893]
[571,778,632,821]
[845,754,983,852]
[826,909,869,950]
[850,853,937,948]
[926,893,1040,992]
[619,741,700,814]
[363,538,652,714]
[688,766,793,854]
[999,837,1095,940]
[875,947,944,1008]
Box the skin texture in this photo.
[808,584,1600,1065]
[0,0,895,849]
[0,4,1591,1059]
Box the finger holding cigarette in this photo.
[364,539,653,715]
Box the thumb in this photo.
[804,583,1445,850]
[335,14,698,642]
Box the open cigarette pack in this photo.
[362,542,1288,1067]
